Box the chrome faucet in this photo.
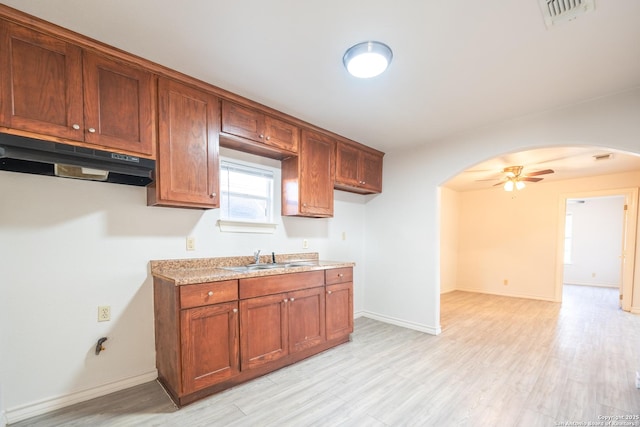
[253,250,261,264]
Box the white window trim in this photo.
[218,157,278,234]
[217,219,277,234]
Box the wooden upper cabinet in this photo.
[148,78,220,209]
[220,100,299,158]
[282,129,335,218]
[335,141,384,194]
[82,52,155,157]
[0,21,84,140]
[0,21,156,158]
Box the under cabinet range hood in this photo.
[0,134,155,186]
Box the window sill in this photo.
[217,220,277,234]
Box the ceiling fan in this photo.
[493,166,554,191]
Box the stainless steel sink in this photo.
[220,261,316,272]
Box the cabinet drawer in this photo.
[240,270,324,299]
[325,267,353,285]
[180,280,238,309]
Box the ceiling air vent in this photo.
[593,153,612,161]
[539,0,595,28]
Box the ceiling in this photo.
[3,1,640,183]
[444,146,640,191]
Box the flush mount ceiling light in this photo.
[343,41,393,78]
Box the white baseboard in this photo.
[5,370,157,424]
[564,281,618,288]
[354,309,365,318]
[631,306,640,315]
[361,311,441,335]
[454,287,557,302]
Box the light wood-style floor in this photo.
[11,285,640,426]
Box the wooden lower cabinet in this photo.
[240,293,289,370]
[180,302,239,393]
[154,268,352,407]
[325,267,354,340]
[288,287,326,353]
[240,286,326,370]
[326,282,354,340]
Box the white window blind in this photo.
[220,160,274,223]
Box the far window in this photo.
[220,161,274,223]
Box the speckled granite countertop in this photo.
[150,252,355,285]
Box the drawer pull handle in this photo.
[208,291,214,296]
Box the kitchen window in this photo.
[218,160,277,233]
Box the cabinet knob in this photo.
[208,291,214,296]
[283,298,288,303]
[233,308,238,313]
[361,181,366,185]
[290,297,295,302]
[302,203,307,207]
[72,124,80,130]
[259,134,264,139]
[210,192,217,198]
[266,136,270,141]
[338,273,344,277]
[88,127,96,133]
[327,290,332,295]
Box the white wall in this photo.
[0,149,367,422]
[365,88,640,333]
[454,173,638,300]
[564,196,624,287]
[439,187,459,294]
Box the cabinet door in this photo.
[221,100,264,142]
[240,293,288,370]
[264,115,298,153]
[288,287,326,353]
[281,129,335,218]
[359,150,383,193]
[298,129,335,217]
[151,78,220,208]
[335,142,360,188]
[180,301,239,393]
[0,22,83,140]
[83,51,155,157]
[326,282,353,341]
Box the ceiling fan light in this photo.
[516,181,525,190]
[343,41,393,78]
[504,180,514,191]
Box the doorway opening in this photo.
[554,188,638,311]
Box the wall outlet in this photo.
[98,306,111,322]
[503,279,508,286]
[186,236,196,251]
[302,239,309,249]
[342,232,347,241]
[636,371,640,389]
